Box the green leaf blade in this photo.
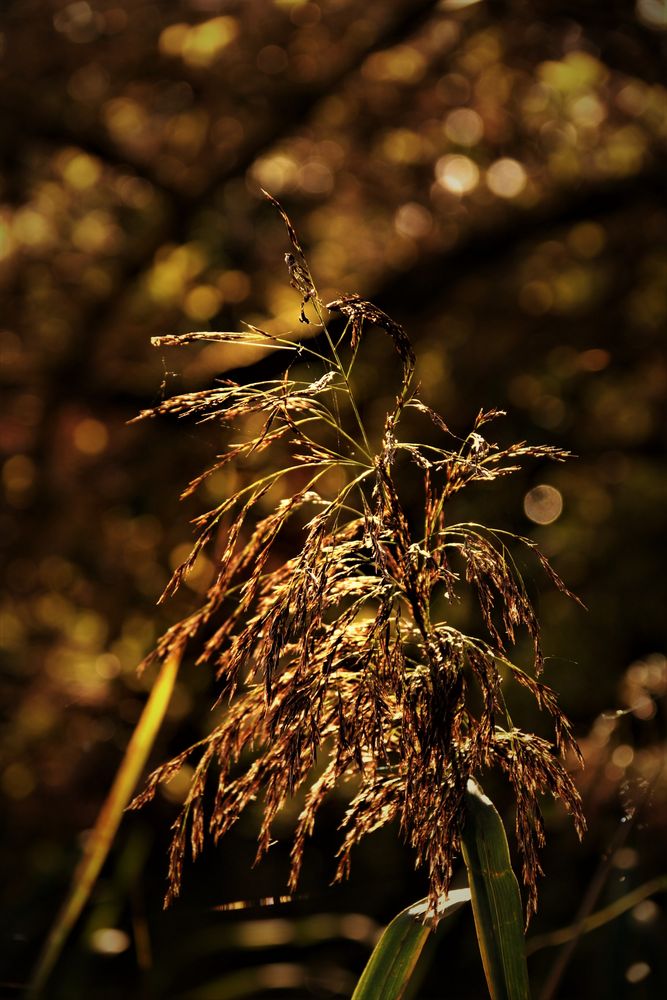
[352,888,471,1000]
[461,779,531,1000]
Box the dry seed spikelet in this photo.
[131,194,585,921]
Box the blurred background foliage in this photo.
[1,0,666,997]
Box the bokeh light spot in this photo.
[579,348,610,371]
[340,913,378,942]
[89,928,131,955]
[103,97,148,141]
[73,418,109,455]
[631,694,656,720]
[611,744,634,768]
[363,46,426,84]
[632,900,660,924]
[72,211,117,253]
[539,52,605,93]
[435,154,480,194]
[63,153,102,190]
[158,23,189,58]
[394,202,432,238]
[183,18,238,68]
[147,243,206,304]
[519,280,553,315]
[616,82,649,115]
[12,209,55,249]
[636,0,667,29]
[2,454,35,494]
[297,160,333,195]
[523,484,563,525]
[160,764,195,804]
[219,270,251,303]
[94,653,121,680]
[569,93,606,128]
[0,609,25,651]
[251,153,298,193]
[625,962,651,984]
[1,762,35,800]
[444,107,484,146]
[382,128,424,164]
[486,158,527,198]
[236,918,294,947]
[613,847,639,870]
[568,222,606,258]
[184,285,222,320]
[257,964,304,990]
[53,2,101,44]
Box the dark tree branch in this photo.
[378,162,667,321]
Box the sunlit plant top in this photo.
[131,193,585,921]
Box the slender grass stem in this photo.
[526,875,667,956]
[314,303,373,458]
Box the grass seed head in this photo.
[132,194,585,922]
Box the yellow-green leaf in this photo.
[352,888,471,1000]
[28,647,182,994]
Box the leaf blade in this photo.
[461,779,531,1000]
[28,646,182,994]
[352,888,471,1000]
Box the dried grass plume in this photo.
[130,194,585,922]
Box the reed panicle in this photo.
[130,194,585,921]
